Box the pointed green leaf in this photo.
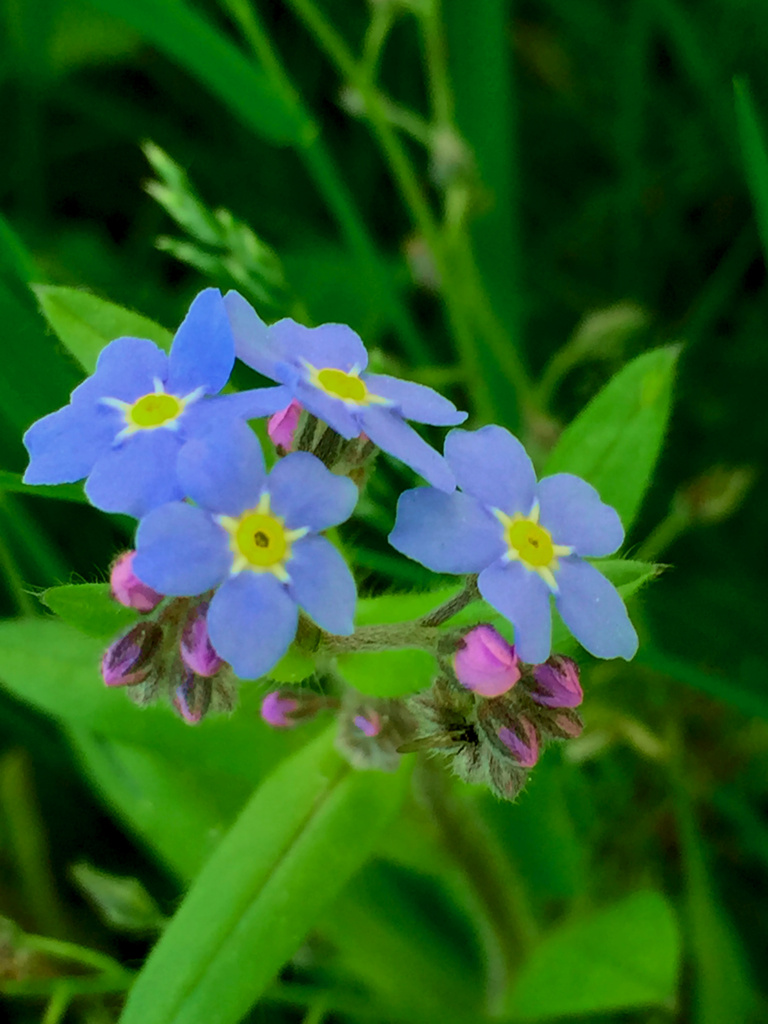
[119,728,409,1024]
[33,285,173,373]
[42,583,139,639]
[0,469,86,503]
[544,347,679,530]
[506,890,681,1019]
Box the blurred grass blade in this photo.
[33,286,173,373]
[544,347,680,531]
[0,210,36,285]
[119,727,409,1024]
[734,77,768,265]
[505,890,681,1019]
[0,470,86,503]
[84,0,312,145]
[673,766,757,1024]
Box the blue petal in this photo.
[224,290,283,379]
[293,379,362,439]
[267,451,357,530]
[134,502,230,595]
[537,474,624,556]
[23,404,115,484]
[168,288,235,396]
[389,488,504,573]
[287,535,356,634]
[364,374,467,426]
[444,426,537,513]
[188,386,294,429]
[269,319,368,372]
[85,430,184,518]
[72,337,167,406]
[478,560,553,664]
[554,558,638,660]
[207,572,298,679]
[177,419,266,514]
[362,407,456,491]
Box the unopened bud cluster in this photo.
[102,553,235,723]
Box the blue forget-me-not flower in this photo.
[389,425,638,663]
[132,421,358,680]
[223,291,466,491]
[23,289,290,518]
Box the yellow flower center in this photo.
[233,512,288,568]
[316,367,368,404]
[494,505,573,592]
[505,519,554,567]
[127,392,184,429]
[217,494,308,580]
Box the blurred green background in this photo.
[1,1,768,1022]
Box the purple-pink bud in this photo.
[261,691,299,729]
[453,625,521,697]
[498,717,539,768]
[173,672,212,725]
[268,399,303,451]
[110,551,163,613]
[531,655,583,708]
[353,712,381,738]
[180,604,224,677]
[101,623,162,687]
[553,712,584,738]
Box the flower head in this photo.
[268,399,303,452]
[389,425,638,663]
[101,623,162,687]
[132,422,358,680]
[530,655,583,708]
[23,289,290,518]
[180,603,224,677]
[261,691,299,728]
[224,291,466,491]
[453,624,520,697]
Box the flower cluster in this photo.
[25,288,641,799]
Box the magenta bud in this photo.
[261,691,299,729]
[110,551,163,613]
[531,655,583,708]
[353,712,381,738]
[173,672,212,725]
[498,717,540,768]
[268,399,303,451]
[101,623,162,687]
[180,604,224,677]
[454,625,521,697]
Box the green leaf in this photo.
[0,278,79,436]
[0,469,86,503]
[33,285,173,373]
[506,890,681,1019]
[42,583,139,639]
[119,728,409,1024]
[84,0,312,146]
[544,347,680,530]
[0,618,303,782]
[734,77,768,265]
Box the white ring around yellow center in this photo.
[494,504,572,591]
[217,493,308,581]
[101,378,204,440]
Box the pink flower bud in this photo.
[453,625,521,697]
[353,712,381,738]
[110,551,163,613]
[180,603,224,677]
[173,672,212,725]
[531,655,583,708]
[498,717,539,768]
[267,400,303,451]
[261,691,299,729]
[553,712,584,738]
[101,623,162,687]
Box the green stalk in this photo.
[217,0,428,362]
